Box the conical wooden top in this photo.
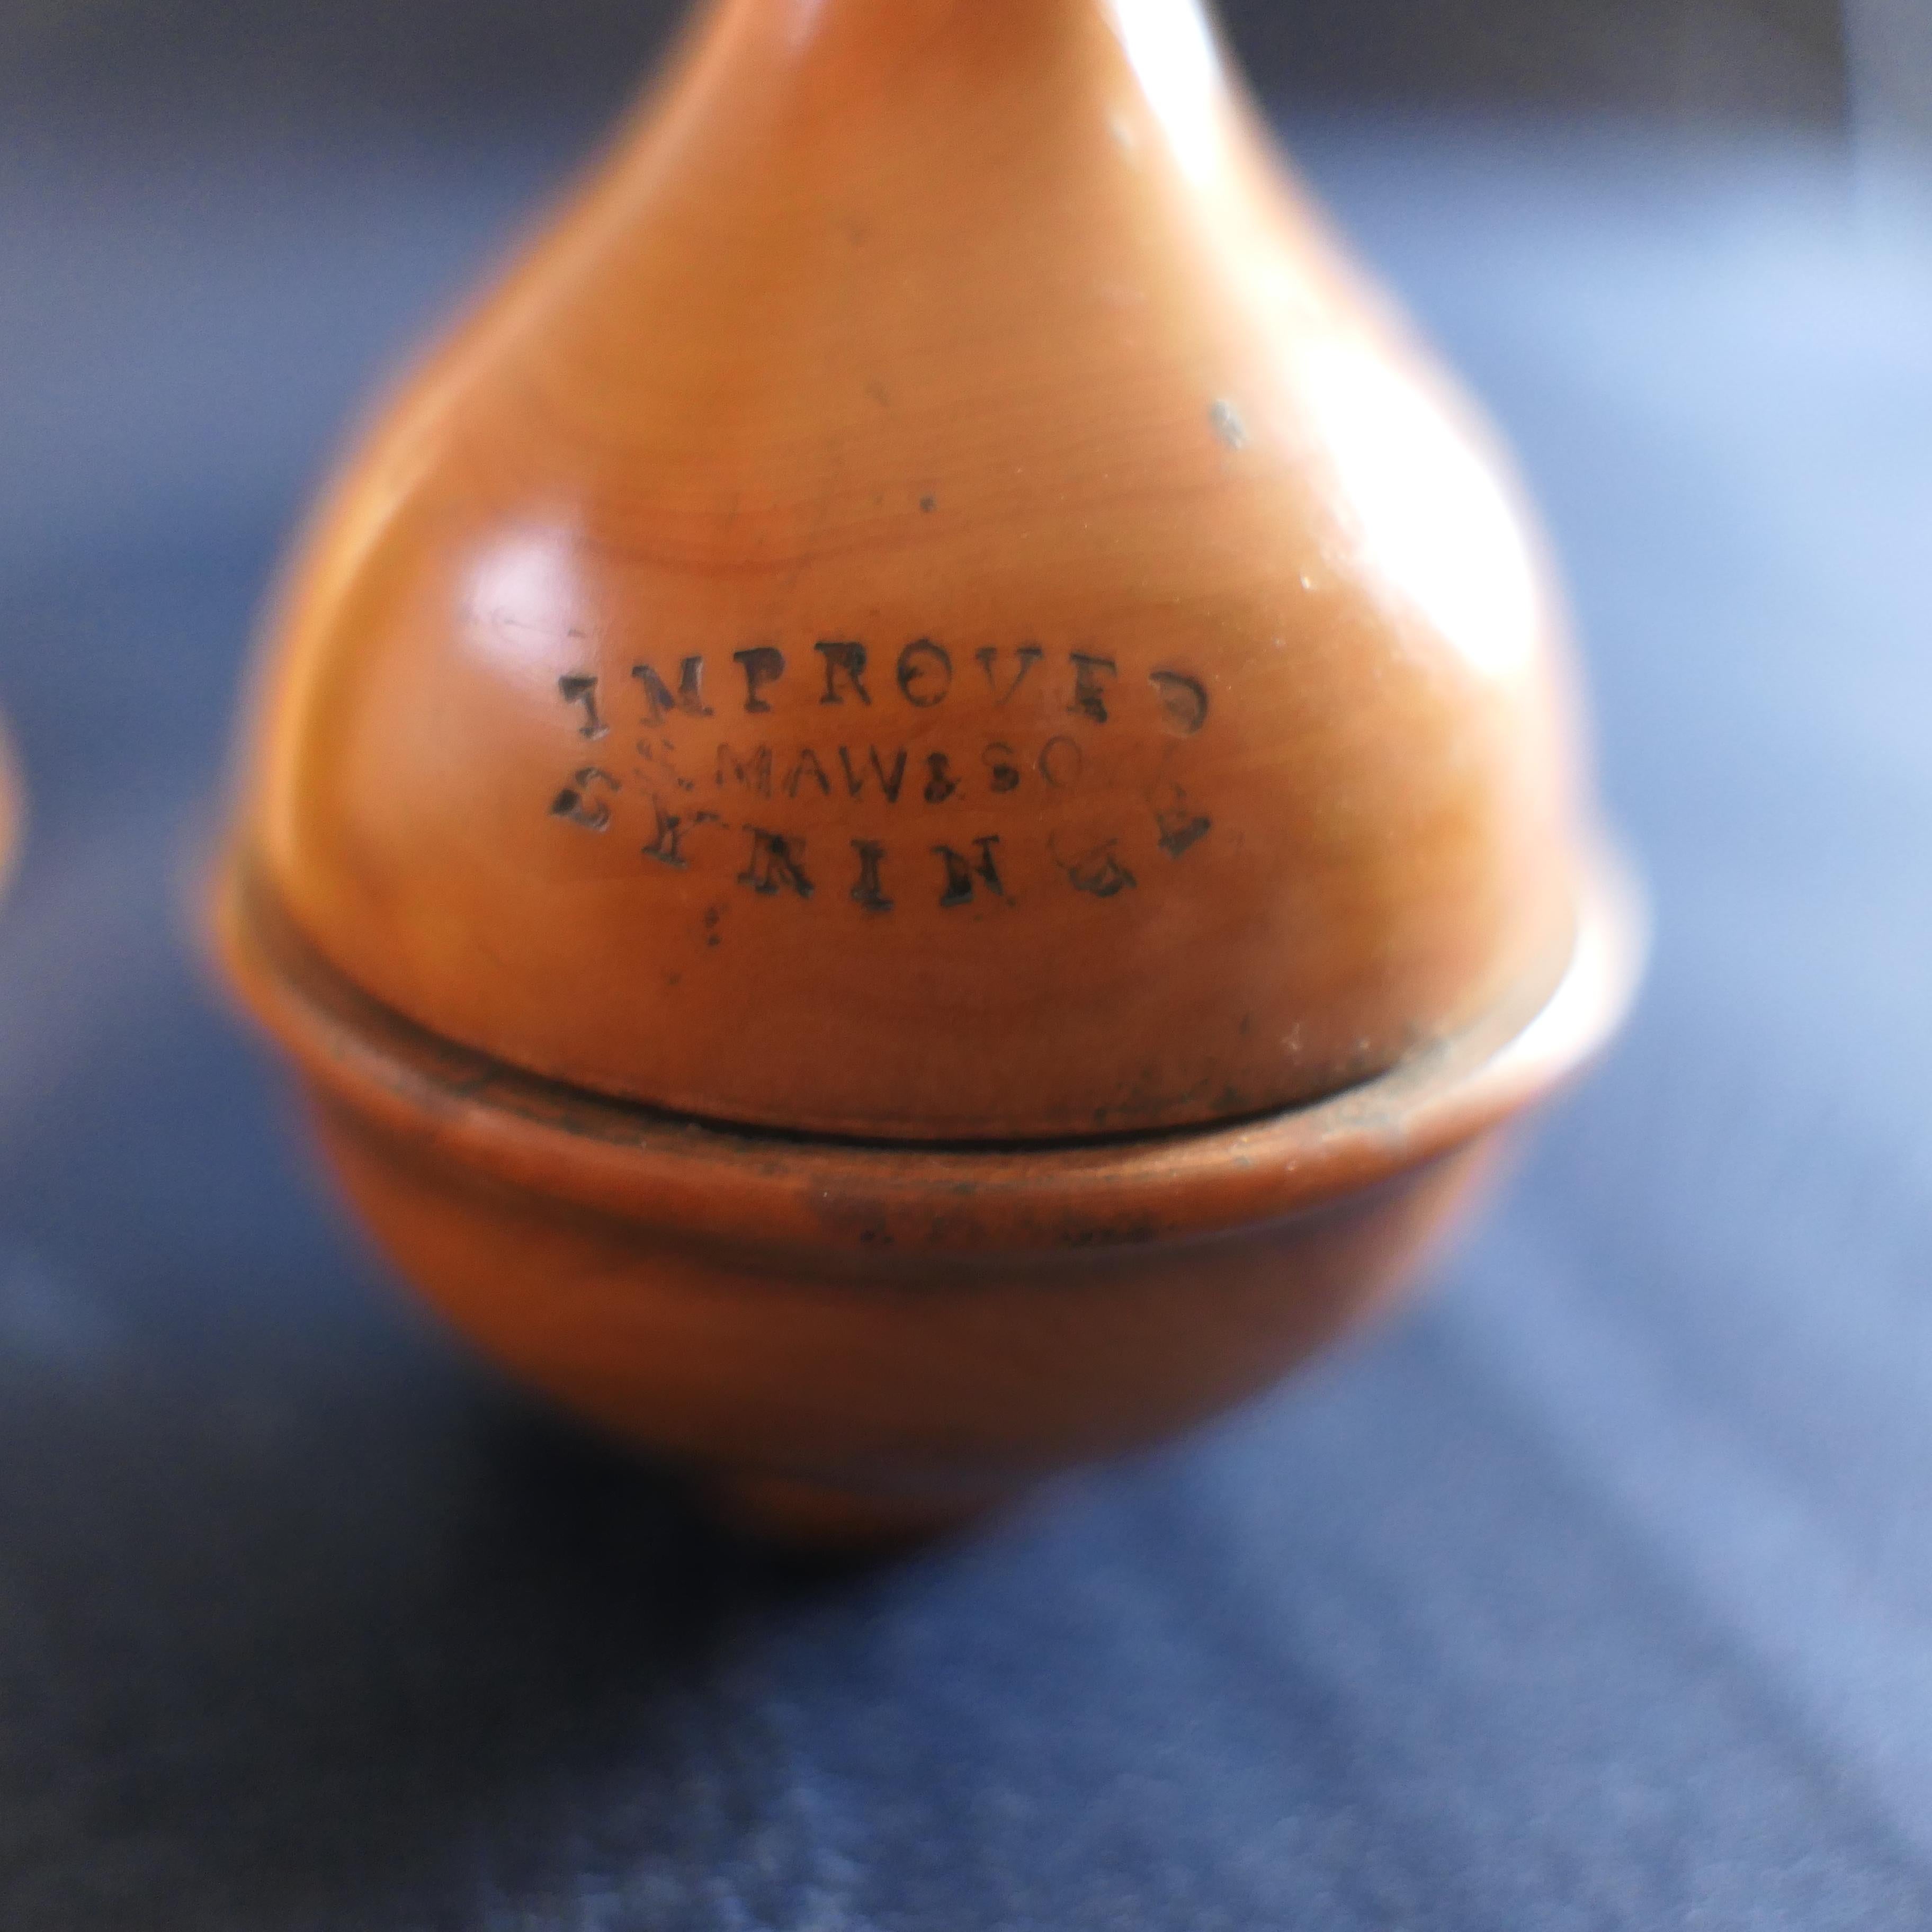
[234,0,1588,1140]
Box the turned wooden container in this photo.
[214,0,1642,1541]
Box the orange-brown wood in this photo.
[216,843,1638,1540]
[213,0,1642,1540]
[0,718,20,905]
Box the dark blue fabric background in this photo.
[2,105,1929,1928]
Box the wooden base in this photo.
[207,839,1641,1546]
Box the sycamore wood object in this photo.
[213,0,1643,1541]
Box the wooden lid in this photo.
[235,0,1589,1141]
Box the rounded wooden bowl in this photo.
[217,838,1639,1541]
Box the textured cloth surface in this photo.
[2,115,1930,1930]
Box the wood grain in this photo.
[213,0,1640,1538]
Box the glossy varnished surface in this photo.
[239,0,1586,1140]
